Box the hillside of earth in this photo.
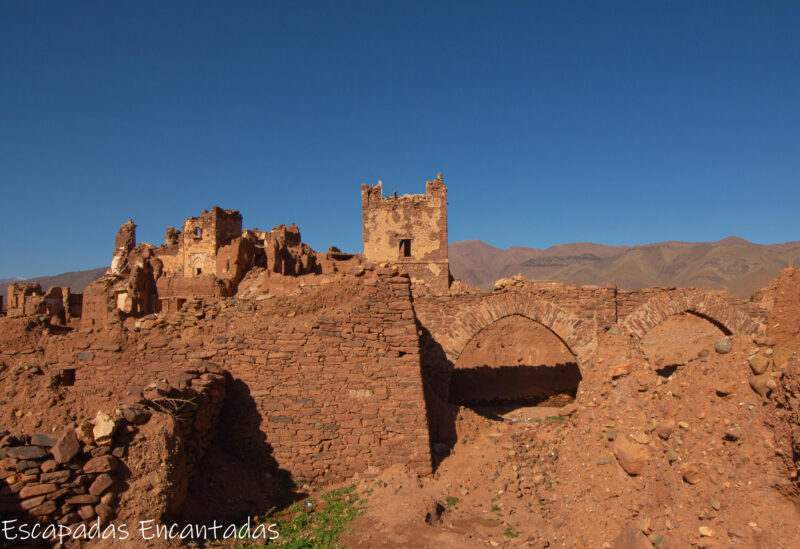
[341,267,800,548]
[450,237,800,297]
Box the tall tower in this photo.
[361,173,450,293]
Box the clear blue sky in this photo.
[1,1,799,278]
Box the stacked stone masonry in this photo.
[38,273,431,484]
[0,368,225,540]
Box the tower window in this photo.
[399,238,412,258]
[195,267,203,276]
[194,227,201,238]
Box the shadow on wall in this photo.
[417,326,459,449]
[180,378,305,524]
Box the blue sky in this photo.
[1,1,799,277]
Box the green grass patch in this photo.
[504,526,520,538]
[445,496,459,508]
[238,484,366,548]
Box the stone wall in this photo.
[0,367,225,542]
[618,287,767,338]
[411,279,768,433]
[210,272,431,482]
[414,280,767,363]
[48,272,431,484]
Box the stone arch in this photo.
[434,292,594,365]
[621,289,766,339]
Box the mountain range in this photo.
[2,237,798,304]
[449,236,800,297]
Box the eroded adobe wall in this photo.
[181,207,243,277]
[6,283,45,318]
[762,267,800,350]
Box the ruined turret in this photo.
[361,174,450,294]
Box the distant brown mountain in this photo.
[449,237,800,297]
[1,267,107,305]
[4,236,799,305]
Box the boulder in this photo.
[656,418,675,440]
[8,446,46,460]
[89,473,115,496]
[558,403,578,417]
[122,405,151,425]
[95,503,115,523]
[750,374,777,397]
[774,347,795,368]
[681,463,702,484]
[715,382,737,396]
[30,434,58,447]
[609,360,635,379]
[83,455,119,474]
[614,523,652,549]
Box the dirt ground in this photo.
[343,312,800,548]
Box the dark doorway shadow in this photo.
[417,323,583,471]
[449,363,582,408]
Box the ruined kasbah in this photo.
[1,174,800,548]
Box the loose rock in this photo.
[714,339,733,354]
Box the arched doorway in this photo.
[448,315,582,414]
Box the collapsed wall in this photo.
[0,367,225,542]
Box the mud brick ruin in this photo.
[6,283,82,324]
[3,172,794,538]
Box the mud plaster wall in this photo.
[362,180,449,293]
